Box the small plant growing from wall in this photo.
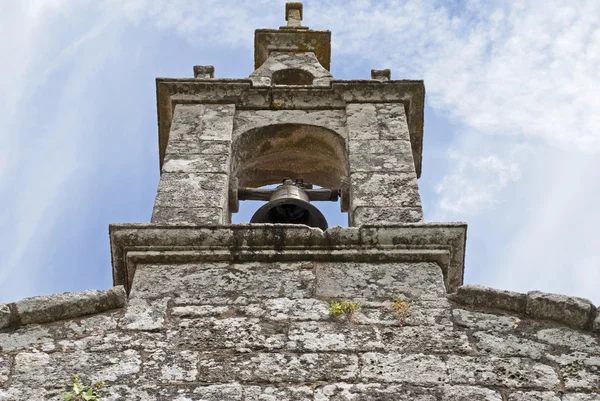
[329,299,360,321]
[391,295,411,326]
[63,375,104,401]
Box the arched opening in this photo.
[232,123,347,189]
[272,68,314,85]
[231,123,348,227]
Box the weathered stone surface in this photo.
[349,138,413,156]
[536,328,599,354]
[441,385,502,400]
[121,298,169,331]
[0,355,9,387]
[349,153,414,172]
[0,326,54,352]
[162,152,230,173]
[151,206,224,224]
[244,385,313,400]
[198,352,358,383]
[130,262,315,303]
[507,391,561,401]
[316,262,446,300]
[169,317,286,351]
[360,353,446,384]
[473,331,549,359]
[547,352,600,390]
[447,356,559,388]
[346,103,378,140]
[287,321,381,352]
[11,349,141,387]
[153,172,229,209]
[0,306,10,330]
[143,350,199,383]
[350,172,422,209]
[526,291,595,330]
[562,394,600,401]
[452,284,527,313]
[351,206,424,225]
[380,325,472,354]
[14,286,125,326]
[452,308,520,332]
[314,383,437,400]
[593,308,600,333]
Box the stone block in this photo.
[0,305,10,330]
[349,153,414,172]
[452,309,520,332]
[314,383,437,400]
[507,391,561,400]
[447,356,559,388]
[451,284,527,313]
[198,352,358,383]
[593,307,600,334]
[286,321,382,352]
[349,138,413,156]
[441,386,502,401]
[0,354,9,387]
[526,291,595,330]
[11,349,141,387]
[153,172,229,210]
[165,139,231,157]
[375,103,410,141]
[14,286,126,326]
[536,328,599,354]
[350,172,422,209]
[315,262,446,301]
[162,153,230,173]
[473,332,549,359]
[142,349,199,383]
[360,353,446,384]
[130,262,315,303]
[346,103,378,140]
[121,298,169,331]
[244,385,313,400]
[168,104,203,142]
[151,206,224,224]
[168,317,286,351]
[547,352,600,390]
[350,206,423,225]
[200,104,235,141]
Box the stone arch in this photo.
[232,123,348,189]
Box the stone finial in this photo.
[285,2,303,27]
[193,65,215,79]
[371,69,391,81]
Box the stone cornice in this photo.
[156,79,425,177]
[109,223,466,296]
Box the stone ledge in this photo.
[0,286,126,330]
[450,284,598,332]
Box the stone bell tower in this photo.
[110,2,466,299]
[150,1,425,229]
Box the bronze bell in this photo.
[250,179,328,230]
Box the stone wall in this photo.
[1,260,599,400]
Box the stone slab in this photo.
[315,262,446,301]
[14,286,126,326]
[526,291,595,330]
[451,284,527,313]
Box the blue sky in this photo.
[1,0,599,304]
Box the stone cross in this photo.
[286,2,303,27]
